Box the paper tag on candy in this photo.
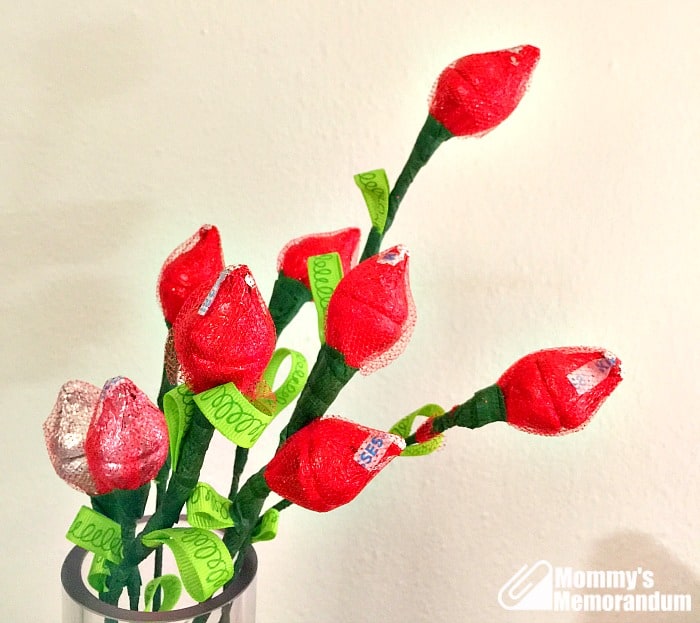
[354,169,390,234]
[353,432,403,471]
[567,354,618,395]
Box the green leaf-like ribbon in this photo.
[66,506,123,563]
[186,482,235,530]
[390,404,446,457]
[141,527,233,603]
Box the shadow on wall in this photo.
[575,531,698,622]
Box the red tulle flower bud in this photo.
[265,416,405,512]
[498,347,622,435]
[158,225,225,325]
[429,45,540,137]
[84,377,169,494]
[173,265,276,395]
[277,227,361,289]
[325,245,415,374]
[44,380,102,496]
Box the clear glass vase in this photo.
[61,539,257,623]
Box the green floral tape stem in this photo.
[144,574,182,612]
[163,384,197,470]
[251,508,279,543]
[66,506,123,564]
[194,383,276,449]
[360,114,453,261]
[354,168,390,235]
[389,403,445,457]
[187,482,235,530]
[141,527,233,603]
[307,252,344,343]
[268,273,313,336]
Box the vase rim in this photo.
[61,543,257,621]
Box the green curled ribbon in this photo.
[186,482,235,530]
[307,252,344,342]
[141,527,233,603]
[194,349,308,448]
[251,508,280,543]
[163,384,198,470]
[144,574,182,612]
[354,168,390,235]
[389,404,446,457]
[66,506,123,563]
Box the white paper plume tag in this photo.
[567,354,617,396]
[353,431,404,471]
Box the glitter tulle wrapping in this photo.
[325,245,415,374]
[44,380,102,496]
[277,227,361,289]
[265,416,405,512]
[173,265,276,396]
[429,45,540,137]
[158,225,225,325]
[84,377,169,494]
[498,347,622,434]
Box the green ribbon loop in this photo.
[389,403,446,457]
[141,527,233,603]
[194,383,274,449]
[163,384,197,470]
[307,252,344,342]
[258,348,309,415]
[87,555,110,593]
[66,506,123,563]
[186,482,235,530]
[354,168,390,234]
[144,574,182,612]
[251,508,280,543]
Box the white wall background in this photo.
[1,1,698,621]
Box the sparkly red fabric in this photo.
[84,377,169,494]
[173,265,276,396]
[158,225,225,325]
[277,227,361,289]
[325,245,415,373]
[429,45,540,137]
[264,417,404,512]
[498,347,622,435]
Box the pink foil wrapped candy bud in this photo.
[265,416,405,512]
[43,380,102,496]
[84,377,169,495]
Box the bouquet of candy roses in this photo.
[44,44,622,616]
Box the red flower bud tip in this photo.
[325,245,415,374]
[429,45,540,137]
[158,225,225,325]
[277,227,361,289]
[84,377,169,494]
[265,416,405,512]
[44,380,102,496]
[498,347,622,435]
[414,417,441,444]
[173,265,276,395]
